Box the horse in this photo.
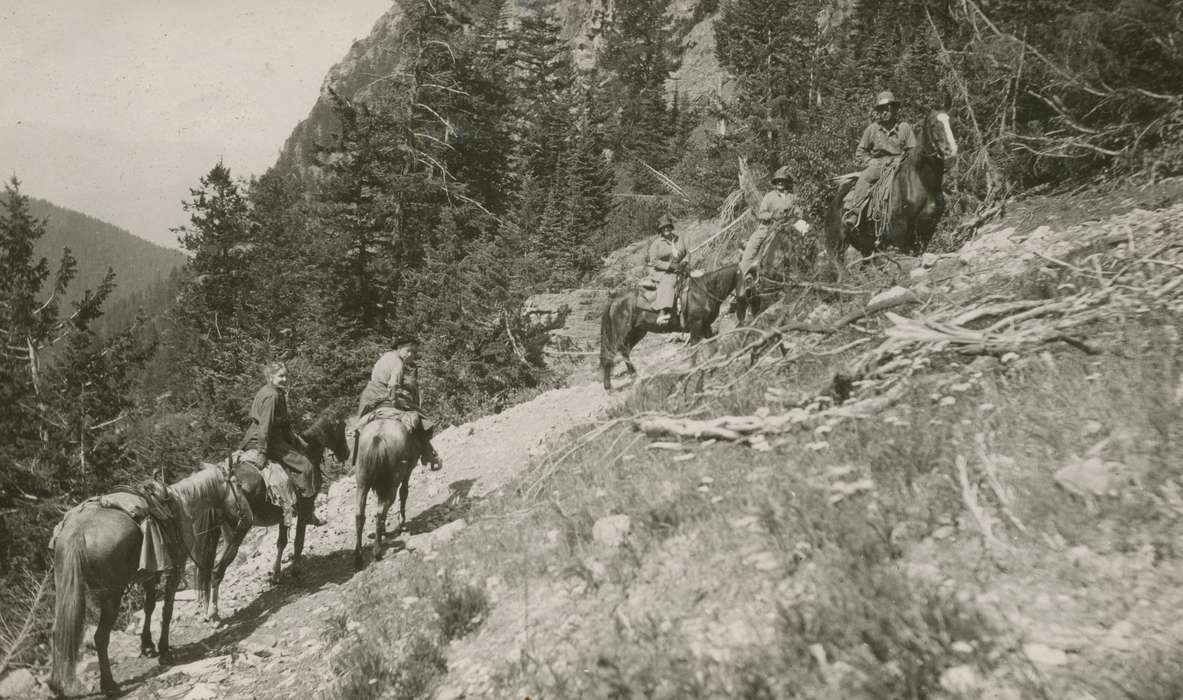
[353,415,439,569]
[735,220,820,321]
[193,409,349,620]
[599,264,739,390]
[824,99,959,281]
[49,464,249,697]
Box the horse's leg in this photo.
[354,482,368,570]
[293,497,308,571]
[140,576,158,658]
[157,567,180,665]
[94,592,121,695]
[395,475,411,536]
[373,494,393,562]
[622,327,647,376]
[271,523,288,584]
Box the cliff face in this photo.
[270,0,723,178]
[272,0,854,179]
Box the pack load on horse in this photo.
[826,90,959,280]
[641,214,689,327]
[194,407,348,620]
[736,166,812,312]
[351,335,443,569]
[236,361,325,527]
[600,216,740,390]
[48,465,249,697]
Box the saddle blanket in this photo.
[235,450,297,526]
[354,406,429,434]
[49,488,183,575]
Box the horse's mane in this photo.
[170,464,225,509]
[904,111,940,167]
[701,262,736,283]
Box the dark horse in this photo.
[599,264,739,390]
[49,464,249,697]
[193,409,349,620]
[353,415,440,569]
[824,99,959,281]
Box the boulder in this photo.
[592,514,631,547]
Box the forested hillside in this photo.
[2,0,1181,683]
[24,198,187,336]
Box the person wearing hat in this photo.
[737,165,802,298]
[351,335,442,470]
[241,361,325,526]
[844,90,917,225]
[645,213,689,326]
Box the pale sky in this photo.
[0,0,393,248]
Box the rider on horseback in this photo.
[353,335,442,471]
[240,361,325,526]
[646,213,688,326]
[843,90,917,227]
[737,166,801,298]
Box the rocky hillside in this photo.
[6,175,1181,700]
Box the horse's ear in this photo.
[942,89,953,112]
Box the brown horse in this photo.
[353,416,439,569]
[824,100,959,281]
[193,409,349,620]
[599,264,739,390]
[49,464,249,697]
[735,220,819,321]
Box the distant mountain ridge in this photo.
[27,197,187,307]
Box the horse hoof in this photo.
[353,555,363,571]
[289,566,304,578]
[158,649,173,666]
[268,573,281,586]
[101,681,121,697]
[141,643,158,658]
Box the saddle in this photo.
[234,450,297,526]
[49,481,186,575]
[636,272,692,316]
[844,157,904,232]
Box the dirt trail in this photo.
[41,177,1183,700]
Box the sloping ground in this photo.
[11,178,1183,700]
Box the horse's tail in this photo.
[358,423,410,496]
[50,530,88,694]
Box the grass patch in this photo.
[433,575,490,642]
[333,631,447,700]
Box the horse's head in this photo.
[922,95,959,161]
[325,417,351,463]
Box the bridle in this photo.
[218,459,251,533]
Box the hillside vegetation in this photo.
[2,0,1182,692]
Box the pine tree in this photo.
[597,0,683,180]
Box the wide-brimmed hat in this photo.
[875,91,898,107]
[657,214,675,231]
[391,334,419,348]
[771,166,792,184]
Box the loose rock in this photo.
[592,514,631,547]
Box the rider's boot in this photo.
[655,309,671,326]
